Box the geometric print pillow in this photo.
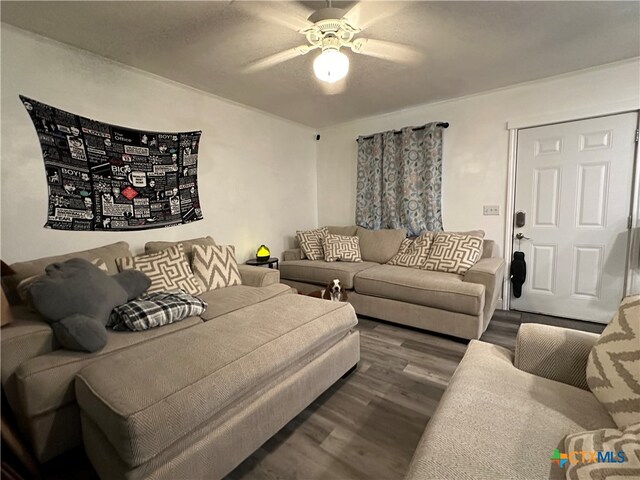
[587,296,640,429]
[396,238,414,254]
[323,234,362,262]
[563,423,640,480]
[387,232,434,268]
[191,244,242,292]
[116,243,201,295]
[423,233,483,274]
[297,227,329,261]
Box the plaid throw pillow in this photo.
[423,233,483,274]
[387,232,434,268]
[323,234,362,262]
[297,227,328,261]
[107,290,207,331]
[191,244,242,292]
[116,244,201,295]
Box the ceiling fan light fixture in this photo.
[313,48,349,83]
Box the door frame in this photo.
[502,103,640,311]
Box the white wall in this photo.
[0,25,318,263]
[316,59,640,256]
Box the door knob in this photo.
[515,233,531,240]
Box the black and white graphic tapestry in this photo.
[20,96,204,231]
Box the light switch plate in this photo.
[483,205,500,216]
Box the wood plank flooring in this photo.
[37,310,604,480]
[225,311,604,480]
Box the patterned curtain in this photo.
[356,123,444,236]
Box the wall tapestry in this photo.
[20,95,203,231]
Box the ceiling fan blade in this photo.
[235,1,314,32]
[243,45,316,73]
[342,1,406,30]
[351,38,423,65]
[319,77,348,96]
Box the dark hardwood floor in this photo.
[35,310,604,480]
[225,310,604,480]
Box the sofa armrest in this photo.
[514,323,599,390]
[465,256,504,277]
[463,257,505,320]
[237,264,280,287]
[1,307,58,414]
[283,248,303,261]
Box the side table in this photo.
[245,258,279,270]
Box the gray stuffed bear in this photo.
[29,258,151,353]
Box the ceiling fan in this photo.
[242,1,422,88]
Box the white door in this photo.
[512,113,637,323]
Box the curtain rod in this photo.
[357,122,449,141]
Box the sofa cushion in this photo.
[75,295,358,468]
[198,283,292,320]
[356,227,407,264]
[327,225,358,236]
[423,232,484,274]
[1,308,57,416]
[144,236,216,264]
[14,317,202,419]
[117,244,201,295]
[405,341,616,480]
[587,295,640,429]
[323,234,362,262]
[353,264,484,316]
[191,245,242,292]
[280,260,378,290]
[6,242,132,303]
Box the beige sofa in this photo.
[405,324,615,479]
[0,239,296,463]
[281,226,505,340]
[77,295,359,480]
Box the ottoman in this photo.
[75,295,359,480]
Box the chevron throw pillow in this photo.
[563,423,640,479]
[116,244,201,295]
[587,296,640,429]
[423,233,483,274]
[297,227,329,261]
[323,234,362,262]
[387,232,434,268]
[191,244,242,292]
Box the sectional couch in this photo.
[1,238,360,480]
[281,226,505,340]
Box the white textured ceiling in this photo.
[2,1,639,128]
